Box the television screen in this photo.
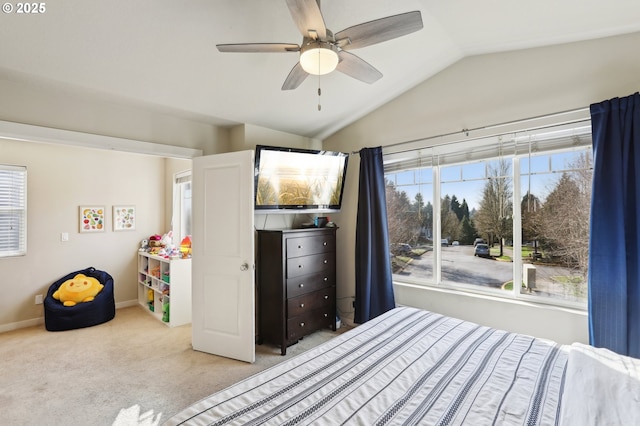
[254,145,349,213]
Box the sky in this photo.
[387,149,590,211]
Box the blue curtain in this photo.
[589,92,640,357]
[354,147,395,324]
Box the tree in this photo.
[521,191,543,257]
[460,199,470,221]
[441,194,460,242]
[538,152,592,275]
[385,181,414,246]
[459,216,477,245]
[475,159,513,256]
[450,195,462,221]
[421,200,433,241]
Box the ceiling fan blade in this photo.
[282,62,309,90]
[336,51,382,84]
[335,11,423,50]
[285,0,327,40]
[217,43,300,53]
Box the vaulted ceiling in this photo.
[2,0,640,140]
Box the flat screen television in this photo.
[254,145,349,213]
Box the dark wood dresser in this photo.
[256,227,337,355]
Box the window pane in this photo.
[173,173,192,247]
[386,172,433,283]
[182,182,192,237]
[520,149,591,303]
[441,160,513,290]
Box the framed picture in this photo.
[113,205,136,231]
[79,206,105,233]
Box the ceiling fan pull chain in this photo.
[318,74,322,111]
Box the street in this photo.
[395,245,586,302]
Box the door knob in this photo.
[240,263,249,271]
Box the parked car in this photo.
[391,243,412,255]
[452,241,459,246]
[398,243,412,254]
[441,239,449,246]
[473,238,486,247]
[474,243,491,258]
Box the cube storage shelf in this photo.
[137,252,191,327]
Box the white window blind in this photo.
[384,122,592,173]
[0,165,27,257]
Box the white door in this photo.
[191,150,255,363]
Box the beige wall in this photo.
[0,139,168,330]
[324,31,640,344]
[0,69,229,156]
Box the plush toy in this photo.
[148,234,163,248]
[180,236,192,258]
[162,300,170,322]
[53,274,104,307]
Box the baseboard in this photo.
[0,300,139,334]
[0,317,44,333]
[116,299,139,309]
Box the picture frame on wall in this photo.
[113,205,136,231]
[79,206,105,233]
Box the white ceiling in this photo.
[2,0,640,140]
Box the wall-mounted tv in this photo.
[254,145,349,213]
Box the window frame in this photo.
[172,170,192,246]
[0,164,27,257]
[384,120,592,311]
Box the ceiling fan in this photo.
[216,0,424,90]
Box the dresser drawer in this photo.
[287,288,335,317]
[286,252,334,278]
[287,308,334,341]
[286,234,335,258]
[286,271,334,298]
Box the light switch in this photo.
[61,232,69,242]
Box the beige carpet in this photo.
[0,306,347,426]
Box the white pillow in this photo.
[559,342,640,425]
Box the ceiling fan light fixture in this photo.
[299,41,339,75]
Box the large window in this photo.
[384,122,592,308]
[0,165,27,257]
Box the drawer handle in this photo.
[324,295,329,300]
[323,242,327,246]
[300,303,304,308]
[324,313,328,317]
[323,277,328,282]
[298,245,303,249]
[299,265,304,269]
[299,283,304,288]
[300,322,305,327]
[323,260,328,264]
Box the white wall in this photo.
[323,31,640,344]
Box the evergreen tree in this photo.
[459,216,476,245]
[451,195,463,221]
[521,191,543,257]
[460,199,470,221]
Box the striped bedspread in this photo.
[165,306,568,425]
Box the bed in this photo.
[165,306,640,425]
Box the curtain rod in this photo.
[350,105,590,155]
